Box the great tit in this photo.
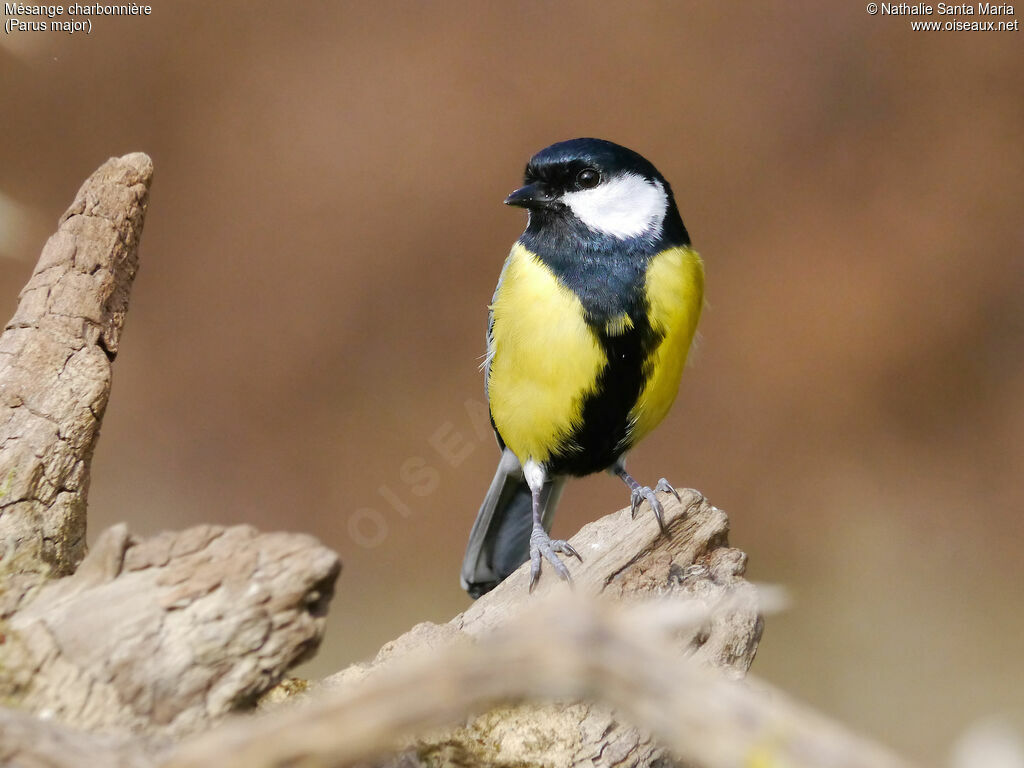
[461,138,704,597]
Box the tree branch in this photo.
[0,153,152,616]
[318,490,764,767]
[4,522,339,736]
[166,593,915,768]
[0,155,342,749]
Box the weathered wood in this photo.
[324,491,762,768]
[0,153,152,617]
[164,593,916,768]
[0,156,342,765]
[3,522,340,737]
[0,707,152,768]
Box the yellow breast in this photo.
[628,245,704,444]
[487,243,606,464]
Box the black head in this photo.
[505,138,688,244]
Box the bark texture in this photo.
[0,156,342,767]
[2,522,340,736]
[321,491,763,768]
[0,153,151,617]
[166,593,915,768]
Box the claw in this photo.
[629,485,670,536]
[629,488,643,519]
[649,493,669,536]
[529,568,540,593]
[528,526,581,592]
[562,541,582,561]
[529,546,543,593]
[615,466,683,537]
[656,477,681,502]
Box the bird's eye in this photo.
[576,168,600,189]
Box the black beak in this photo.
[504,183,555,209]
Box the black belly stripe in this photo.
[511,224,680,477]
[548,305,662,477]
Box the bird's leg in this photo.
[525,465,581,593]
[612,463,681,536]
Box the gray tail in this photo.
[460,448,565,599]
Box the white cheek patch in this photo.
[560,173,668,239]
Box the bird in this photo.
[460,138,704,598]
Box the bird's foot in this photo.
[629,477,681,535]
[528,525,582,593]
[656,477,682,502]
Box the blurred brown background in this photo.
[2,1,1022,762]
